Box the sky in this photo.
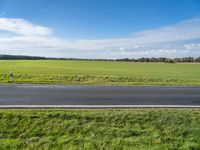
[0,0,200,58]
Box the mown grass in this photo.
[0,60,200,85]
[0,109,200,149]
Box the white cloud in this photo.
[0,18,52,36]
[184,43,200,50]
[132,18,200,43]
[0,17,200,58]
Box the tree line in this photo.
[0,54,200,63]
[116,57,200,63]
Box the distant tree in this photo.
[195,57,200,62]
[0,54,200,63]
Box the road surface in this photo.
[0,84,200,108]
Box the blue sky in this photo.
[0,0,200,58]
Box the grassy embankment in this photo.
[0,60,200,85]
[0,109,200,149]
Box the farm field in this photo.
[0,109,200,149]
[0,60,200,85]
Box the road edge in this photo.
[0,105,200,109]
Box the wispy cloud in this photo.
[0,17,200,58]
[0,18,52,36]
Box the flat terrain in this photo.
[0,85,200,106]
[0,60,200,85]
[0,109,200,149]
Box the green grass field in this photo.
[0,109,200,149]
[0,60,200,85]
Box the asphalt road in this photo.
[0,84,200,107]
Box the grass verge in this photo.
[0,109,200,149]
